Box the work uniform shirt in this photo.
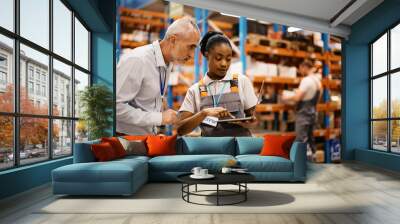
[179,73,258,114]
[298,74,322,101]
[116,41,172,135]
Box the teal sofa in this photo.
[52,137,306,196]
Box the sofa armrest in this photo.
[73,140,100,163]
[289,141,307,182]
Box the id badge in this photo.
[202,116,219,127]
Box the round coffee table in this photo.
[177,173,255,206]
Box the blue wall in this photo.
[0,0,116,200]
[343,0,400,171]
[0,158,72,199]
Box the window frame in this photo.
[0,0,92,171]
[370,21,400,154]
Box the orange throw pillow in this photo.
[101,137,127,158]
[124,135,148,141]
[146,135,177,157]
[260,134,295,159]
[91,142,117,161]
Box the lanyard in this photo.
[151,42,167,97]
[206,81,228,107]
[159,67,166,97]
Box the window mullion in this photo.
[388,30,391,152]
[49,0,54,160]
[13,0,20,167]
[71,10,76,154]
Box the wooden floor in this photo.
[1,162,400,224]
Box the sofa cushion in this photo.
[148,154,235,172]
[53,163,133,183]
[53,158,147,183]
[179,137,235,155]
[147,135,177,157]
[236,155,293,172]
[91,142,118,162]
[118,138,147,156]
[260,135,295,159]
[73,140,100,163]
[101,137,127,158]
[235,137,263,155]
[114,155,150,164]
[124,135,148,141]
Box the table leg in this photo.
[187,184,190,202]
[195,184,197,192]
[217,184,219,206]
[181,184,183,199]
[245,183,247,201]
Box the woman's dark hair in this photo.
[199,31,232,56]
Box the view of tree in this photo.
[372,99,400,144]
[0,84,59,150]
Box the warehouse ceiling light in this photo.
[220,12,256,21]
[288,27,302,32]
[258,20,270,25]
[220,12,239,18]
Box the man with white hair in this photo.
[117,17,200,135]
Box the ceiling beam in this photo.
[166,0,351,37]
[330,0,368,27]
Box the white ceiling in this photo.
[225,0,353,23]
[167,0,384,38]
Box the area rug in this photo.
[37,183,362,214]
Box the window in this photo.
[370,23,400,154]
[0,72,6,85]
[74,69,89,142]
[0,34,13,113]
[28,81,34,94]
[0,0,14,32]
[42,85,46,97]
[0,0,91,170]
[0,116,13,170]
[53,59,72,117]
[0,54,8,87]
[36,83,40,95]
[53,119,72,158]
[75,17,90,70]
[35,70,41,81]
[28,67,34,80]
[53,0,72,60]
[0,54,7,67]
[20,0,49,49]
[74,69,89,119]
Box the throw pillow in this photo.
[146,135,177,157]
[124,135,148,141]
[118,137,147,156]
[101,137,127,158]
[260,134,295,159]
[91,142,117,162]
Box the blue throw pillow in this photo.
[235,137,264,155]
[180,137,235,155]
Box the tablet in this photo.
[218,117,254,123]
